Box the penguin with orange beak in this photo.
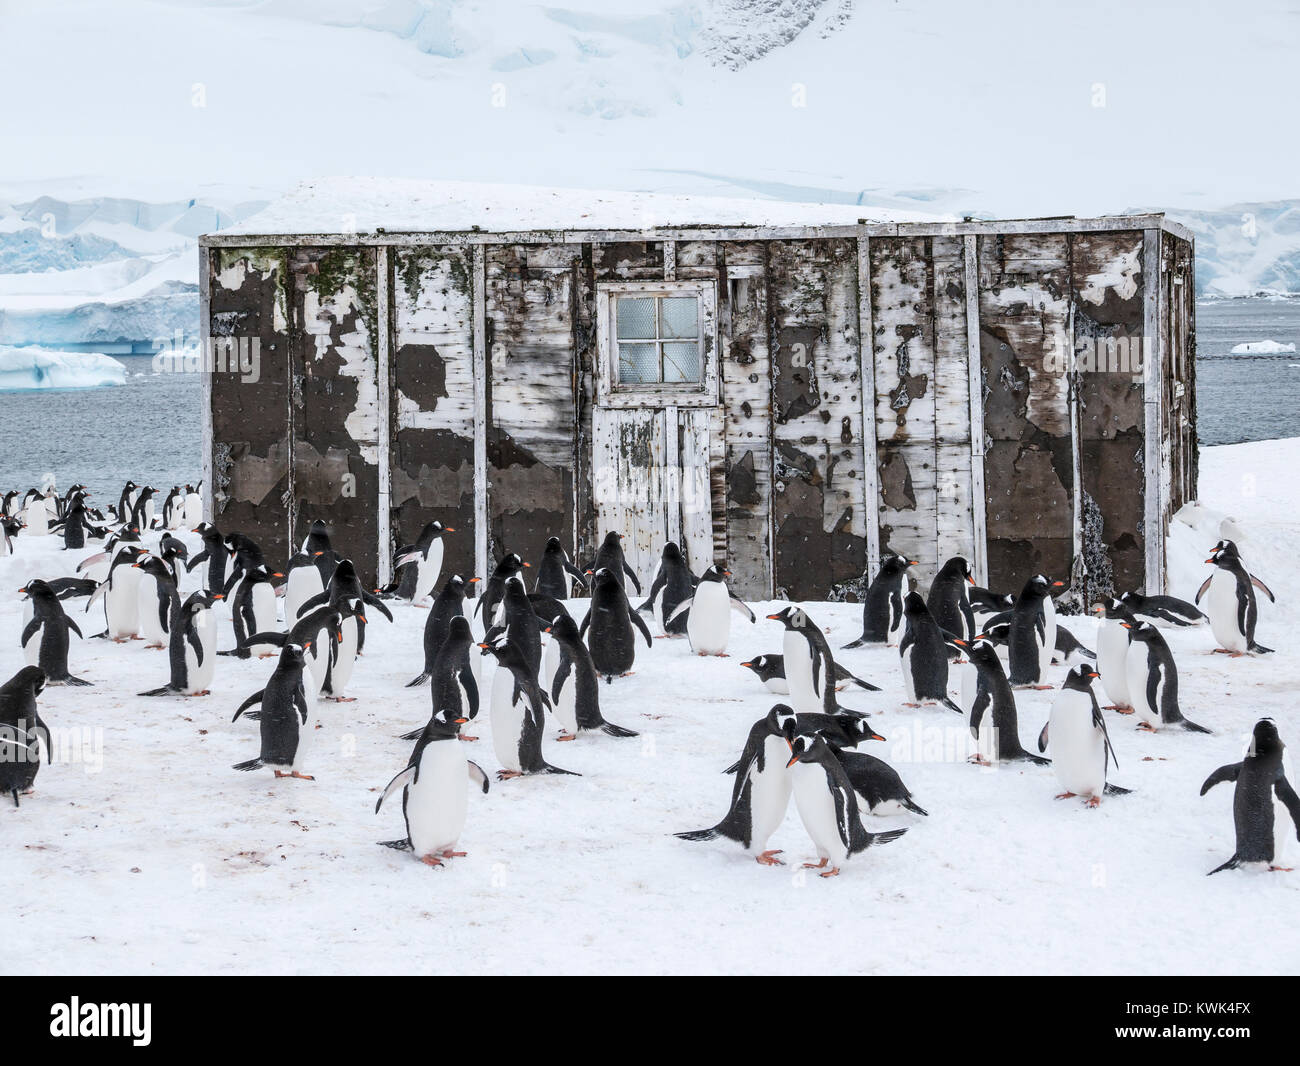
[1037,664,1131,807]
[927,556,977,641]
[1122,621,1211,734]
[842,553,915,648]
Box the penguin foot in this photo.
[1107,705,1135,714]
[802,858,829,870]
[258,652,276,659]
[902,702,922,708]
[819,867,841,878]
[496,770,523,780]
[1031,684,1053,691]
[146,643,164,649]
[1268,866,1294,872]
[619,671,635,677]
[1136,722,1157,732]
[457,734,479,742]
[130,635,144,640]
[419,854,444,867]
[274,770,315,780]
[756,850,784,866]
[439,849,466,859]
[555,732,577,742]
[1054,791,1077,800]
[1229,652,1246,659]
[1085,796,1101,808]
[189,690,211,697]
[112,637,129,644]
[967,755,992,767]
[328,696,358,703]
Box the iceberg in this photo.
[0,346,126,390]
[1229,339,1296,355]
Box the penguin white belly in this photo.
[24,499,50,536]
[0,532,10,557]
[137,575,168,646]
[553,672,579,736]
[489,667,525,772]
[1050,700,1107,798]
[1205,571,1247,652]
[184,493,202,526]
[791,762,849,864]
[651,587,666,635]
[302,641,330,695]
[1096,622,1131,707]
[187,612,217,693]
[957,660,978,715]
[783,631,822,715]
[1042,598,1058,665]
[106,568,143,638]
[292,687,318,774]
[245,583,281,658]
[687,582,731,655]
[284,568,323,626]
[1124,647,1160,728]
[749,735,794,853]
[414,540,443,603]
[22,620,41,666]
[327,615,358,695]
[541,635,561,695]
[406,740,469,857]
[899,643,918,703]
[765,677,790,695]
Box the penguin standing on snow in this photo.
[833,749,928,817]
[638,541,695,636]
[375,706,490,867]
[1201,718,1300,874]
[231,643,312,780]
[89,544,147,640]
[240,605,344,698]
[0,514,20,556]
[1008,575,1059,688]
[1037,664,1130,807]
[547,614,638,741]
[473,552,528,631]
[956,637,1050,765]
[1054,624,1096,668]
[186,523,231,593]
[226,568,282,659]
[738,653,878,695]
[590,531,642,594]
[1093,597,1136,712]
[1122,621,1211,734]
[400,616,481,742]
[786,732,907,878]
[298,560,393,701]
[969,586,1014,630]
[667,564,755,657]
[488,577,543,678]
[897,593,961,711]
[843,553,915,648]
[139,591,218,698]
[927,556,977,640]
[20,580,90,687]
[282,550,325,629]
[301,519,340,586]
[534,536,587,601]
[389,520,452,604]
[407,575,477,690]
[479,637,577,780]
[134,556,178,650]
[183,483,203,527]
[676,705,798,866]
[1196,540,1274,655]
[0,667,51,806]
[581,568,652,682]
[767,606,864,716]
[1119,591,1204,627]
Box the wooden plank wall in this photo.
[208,248,293,568]
[768,238,868,601]
[390,247,477,584]
[1161,231,1197,516]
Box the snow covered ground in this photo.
[3,438,1298,976]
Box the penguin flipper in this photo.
[466,761,490,793]
[19,618,40,648]
[1037,721,1049,753]
[241,631,287,651]
[563,562,588,587]
[360,590,395,622]
[664,598,691,626]
[66,617,83,640]
[396,726,423,741]
[622,562,642,595]
[1103,782,1132,796]
[375,765,416,812]
[1194,574,1213,605]
[1207,855,1240,875]
[1250,575,1275,603]
[629,607,653,648]
[863,826,908,850]
[902,798,929,816]
[729,595,756,623]
[844,672,881,692]
[231,689,265,722]
[377,838,414,851]
[541,763,580,776]
[232,758,264,772]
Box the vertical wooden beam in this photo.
[472,244,489,582]
[1066,285,1083,593]
[1142,227,1165,594]
[375,246,393,587]
[663,240,677,281]
[199,244,213,522]
[855,236,880,580]
[664,404,681,550]
[962,234,989,585]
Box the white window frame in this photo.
[595,281,718,408]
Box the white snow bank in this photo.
[1230,339,1296,355]
[0,346,126,390]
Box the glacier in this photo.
[0,346,126,390]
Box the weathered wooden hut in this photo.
[199,179,1196,604]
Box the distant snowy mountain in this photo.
[1165,201,1300,297]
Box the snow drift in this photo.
[0,346,126,390]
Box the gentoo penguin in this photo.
[231,643,312,779]
[927,556,977,641]
[479,638,577,780]
[1092,597,1137,712]
[20,580,90,686]
[50,500,103,550]
[283,550,325,628]
[241,605,344,698]
[547,614,638,740]
[87,544,146,640]
[969,586,1014,629]
[128,486,157,532]
[1054,624,1096,667]
[786,732,907,877]
[528,592,570,694]
[301,519,340,586]
[834,750,928,816]
[1196,540,1274,655]
[0,667,51,806]
[391,520,452,604]
[1007,575,1060,688]
[134,556,178,650]
[161,486,184,529]
[139,591,218,697]
[489,576,543,678]
[375,706,490,867]
[897,593,961,711]
[400,616,480,742]
[955,638,1050,765]
[1122,621,1211,734]
[473,552,528,630]
[406,575,476,690]
[1119,591,1204,627]
[842,553,915,648]
[1037,664,1130,807]
[186,523,230,593]
[767,606,853,716]
[116,481,137,525]
[228,568,282,659]
[21,491,52,537]
[1201,719,1300,874]
[738,653,879,695]
[581,567,652,682]
[590,531,642,595]
[221,532,270,597]
[638,541,695,636]
[668,564,756,656]
[676,705,799,866]
[534,535,587,601]
[298,560,393,700]
[183,483,203,527]
[0,514,19,556]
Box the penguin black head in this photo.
[7,665,47,697]
[19,579,56,604]
[495,552,527,575]
[903,591,929,615]
[1121,620,1158,643]
[786,732,829,768]
[548,613,581,641]
[740,654,781,682]
[1061,663,1100,692]
[443,574,467,596]
[602,531,623,548]
[545,536,562,552]
[879,553,916,576]
[429,705,469,737]
[446,615,473,644]
[959,637,1002,670]
[700,564,730,583]
[1093,596,1135,622]
[183,590,216,614]
[1205,540,1240,566]
[279,643,306,669]
[765,605,809,630]
[1249,718,1282,758]
[937,556,974,584]
[591,567,618,590]
[133,556,172,581]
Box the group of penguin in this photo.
[2,479,1296,880]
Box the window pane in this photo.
[616,297,656,339]
[662,342,700,383]
[660,296,698,338]
[618,343,660,383]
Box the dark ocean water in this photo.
[0,300,1295,496]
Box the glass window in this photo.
[614,293,701,386]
